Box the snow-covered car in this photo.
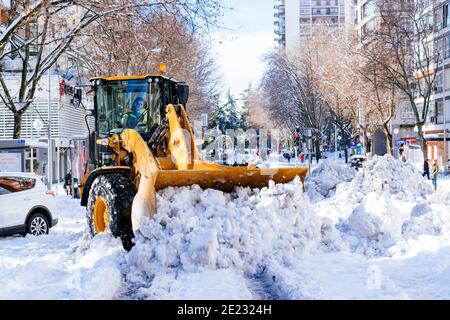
[350,155,367,169]
[0,172,58,237]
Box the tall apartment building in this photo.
[274,0,356,51]
[274,0,286,47]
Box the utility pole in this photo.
[47,69,53,190]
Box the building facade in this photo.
[0,74,94,183]
[274,0,287,47]
[355,0,424,161]
[275,0,356,51]
[0,2,94,183]
[422,0,450,170]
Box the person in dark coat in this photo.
[63,170,72,196]
[422,159,430,180]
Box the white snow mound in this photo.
[305,159,356,201]
[343,155,432,201]
[124,178,327,283]
[347,192,409,241]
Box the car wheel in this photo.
[86,174,136,251]
[26,213,50,236]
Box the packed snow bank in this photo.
[123,178,330,288]
[305,160,356,201]
[340,192,411,255]
[310,156,435,256]
[339,155,432,202]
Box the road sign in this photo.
[18,139,25,145]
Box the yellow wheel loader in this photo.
[80,74,308,250]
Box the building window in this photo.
[362,2,376,19]
[444,5,450,29]
[436,100,444,124]
[435,10,443,31]
[444,36,450,59]
[436,72,443,93]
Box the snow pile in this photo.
[400,204,450,241]
[123,178,328,290]
[338,191,410,255]
[338,155,432,202]
[305,159,356,201]
[429,188,450,206]
[311,156,434,256]
[69,234,125,300]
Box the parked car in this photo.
[350,155,367,170]
[281,149,294,160]
[0,172,58,237]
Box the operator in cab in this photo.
[121,96,147,129]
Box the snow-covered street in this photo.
[1,155,450,300]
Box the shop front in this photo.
[424,129,450,171]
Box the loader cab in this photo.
[90,75,189,166]
[92,75,188,136]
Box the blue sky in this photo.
[212,0,274,99]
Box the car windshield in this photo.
[96,79,162,136]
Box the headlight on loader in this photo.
[96,138,110,146]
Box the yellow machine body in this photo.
[99,104,307,233]
[82,75,308,237]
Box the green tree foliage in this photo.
[209,91,246,133]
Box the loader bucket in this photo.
[154,162,308,192]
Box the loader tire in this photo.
[87,173,135,251]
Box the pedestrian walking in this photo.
[422,159,430,180]
[300,153,305,164]
[431,161,439,191]
[63,170,72,196]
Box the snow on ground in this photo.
[0,196,126,299]
[121,178,332,299]
[1,155,450,299]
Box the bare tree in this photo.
[360,0,439,158]
[0,0,223,138]
[76,8,221,119]
[358,61,399,155]
[242,84,273,130]
[261,51,327,143]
